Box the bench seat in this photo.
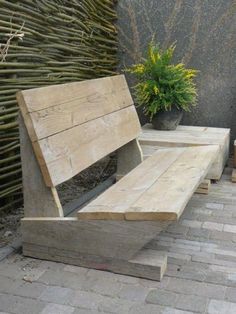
[139,124,230,180]
[78,145,219,221]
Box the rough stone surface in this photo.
[116,1,236,144]
[0,167,236,313]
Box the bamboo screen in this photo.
[0,0,118,211]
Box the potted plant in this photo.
[127,42,198,130]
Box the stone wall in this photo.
[116,0,236,143]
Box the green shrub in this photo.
[127,42,198,120]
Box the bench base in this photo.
[21,217,170,281]
[23,245,167,281]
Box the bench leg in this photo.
[21,217,170,281]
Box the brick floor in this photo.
[0,167,236,313]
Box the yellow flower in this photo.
[150,50,156,63]
[134,64,145,74]
[153,85,159,95]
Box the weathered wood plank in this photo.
[127,145,219,220]
[21,217,170,260]
[17,75,133,141]
[195,179,211,195]
[116,139,143,181]
[31,106,141,187]
[232,169,236,183]
[78,148,186,220]
[234,140,236,168]
[19,114,63,217]
[78,145,219,221]
[23,244,167,281]
[139,124,230,180]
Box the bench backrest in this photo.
[17,75,141,187]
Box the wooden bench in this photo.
[17,75,221,281]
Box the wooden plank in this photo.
[139,124,230,180]
[142,124,230,135]
[17,75,133,141]
[232,169,236,183]
[195,188,209,195]
[126,145,219,220]
[140,124,229,147]
[116,139,143,180]
[21,217,170,260]
[23,243,167,281]
[195,179,211,195]
[17,75,132,113]
[78,145,219,221]
[19,114,63,217]
[78,147,187,220]
[22,217,169,281]
[199,179,211,189]
[33,106,141,186]
[234,140,236,168]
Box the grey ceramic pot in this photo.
[151,107,183,131]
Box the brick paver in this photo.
[0,167,236,313]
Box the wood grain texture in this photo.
[17,75,133,141]
[195,179,211,195]
[17,75,141,187]
[232,169,236,183]
[21,217,170,260]
[116,139,143,180]
[139,124,230,180]
[37,106,140,186]
[234,140,236,168]
[19,114,63,217]
[78,145,219,221]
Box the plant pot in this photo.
[151,107,183,131]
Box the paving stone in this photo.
[114,273,139,284]
[98,297,135,313]
[181,220,202,228]
[187,227,210,240]
[72,309,101,314]
[166,278,226,299]
[167,252,191,262]
[205,271,229,286]
[202,222,224,231]
[63,265,88,276]
[67,290,104,310]
[118,284,150,301]
[206,203,224,210]
[167,224,189,235]
[0,263,26,280]
[38,270,95,291]
[176,294,208,313]
[208,299,236,314]
[162,308,194,314]
[223,224,236,233]
[0,275,19,294]
[129,303,164,314]
[139,276,170,289]
[90,277,123,297]
[193,208,212,216]
[0,293,46,314]
[225,287,236,302]
[40,303,75,314]
[39,286,73,304]
[11,281,46,299]
[0,246,14,261]
[146,289,178,306]
[209,230,234,241]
